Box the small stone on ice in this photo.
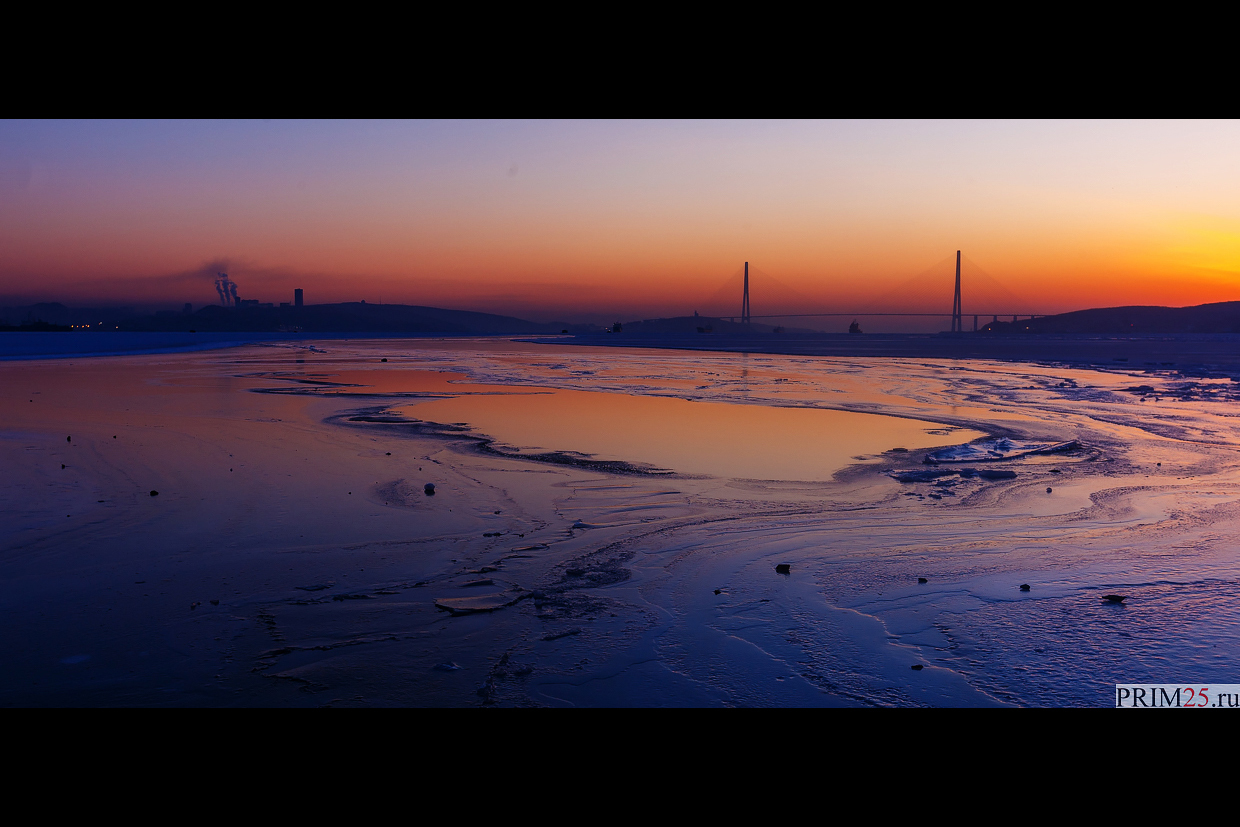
[1103,594,1127,603]
[911,664,924,671]
[918,577,928,584]
[424,483,436,495]
[1020,584,1031,591]
[775,564,791,574]
[149,490,159,497]
[1047,487,1053,493]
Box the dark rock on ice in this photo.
[911,664,924,671]
[424,483,435,495]
[892,468,956,482]
[149,490,159,497]
[1102,594,1127,603]
[541,628,581,641]
[775,564,791,574]
[477,677,497,703]
[918,577,928,584]
[1020,584,1031,591]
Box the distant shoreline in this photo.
[537,332,1240,374]
[0,331,550,361]
[11,330,1240,376]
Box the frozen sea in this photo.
[3,334,1240,706]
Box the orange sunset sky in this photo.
[3,120,1240,323]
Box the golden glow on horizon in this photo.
[5,120,1240,317]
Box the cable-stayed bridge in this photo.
[714,253,1045,332]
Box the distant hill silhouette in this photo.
[981,301,1240,335]
[0,302,163,330]
[114,303,582,334]
[0,319,71,332]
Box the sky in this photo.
[3,119,1240,323]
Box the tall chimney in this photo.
[294,288,303,307]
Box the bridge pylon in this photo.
[742,261,750,324]
[951,250,962,332]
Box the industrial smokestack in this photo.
[294,288,303,307]
[229,282,239,306]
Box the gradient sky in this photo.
[3,119,1240,322]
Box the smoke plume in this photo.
[214,273,240,307]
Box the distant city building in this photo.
[294,288,303,307]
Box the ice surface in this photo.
[927,438,1079,463]
[4,337,1240,706]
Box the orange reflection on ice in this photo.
[400,389,983,481]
